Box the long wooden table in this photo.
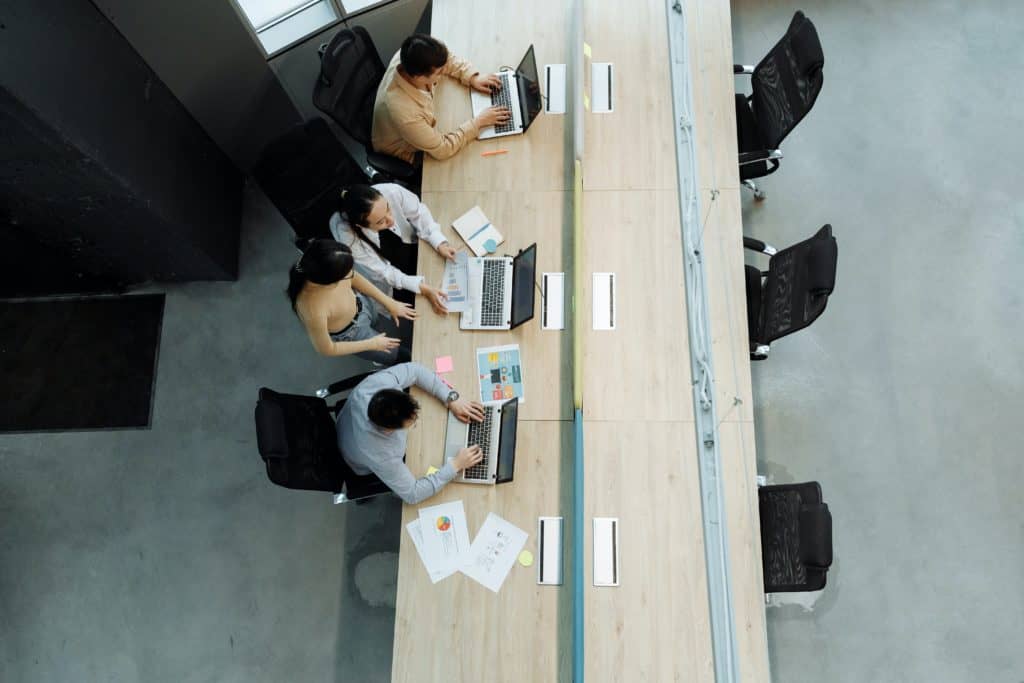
[391,0,770,681]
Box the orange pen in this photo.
[481,149,509,157]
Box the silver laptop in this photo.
[443,397,519,485]
[461,243,537,330]
[471,45,543,140]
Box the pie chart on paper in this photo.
[436,516,452,532]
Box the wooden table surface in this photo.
[391,0,769,680]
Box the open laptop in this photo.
[443,397,519,485]
[471,45,543,140]
[460,243,537,330]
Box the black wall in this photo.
[0,0,244,294]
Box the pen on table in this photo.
[481,149,509,157]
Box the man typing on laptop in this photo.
[372,34,510,163]
[337,362,485,504]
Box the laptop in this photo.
[471,45,543,140]
[443,397,519,485]
[460,243,537,330]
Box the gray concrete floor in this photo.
[732,0,1024,681]
[0,187,401,682]
[3,2,1023,682]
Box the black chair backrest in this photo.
[255,387,353,493]
[251,119,365,239]
[759,224,837,344]
[758,481,832,592]
[313,26,384,145]
[751,11,824,149]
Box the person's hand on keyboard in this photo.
[449,399,485,424]
[470,73,502,94]
[475,106,511,130]
[452,445,484,472]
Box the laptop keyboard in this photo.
[490,73,515,134]
[464,406,496,480]
[480,260,506,327]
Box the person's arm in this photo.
[441,52,478,86]
[301,309,396,357]
[353,272,417,323]
[387,362,451,403]
[349,229,425,294]
[373,455,458,506]
[397,111,479,161]
[392,184,447,251]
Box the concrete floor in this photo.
[2,2,1022,682]
[732,1,1024,681]
[0,188,402,683]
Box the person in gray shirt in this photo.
[337,362,485,504]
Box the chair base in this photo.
[742,179,767,201]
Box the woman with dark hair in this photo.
[329,183,454,314]
[286,238,416,364]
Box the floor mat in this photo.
[0,294,164,431]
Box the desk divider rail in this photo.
[665,1,742,682]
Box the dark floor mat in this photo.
[0,294,164,432]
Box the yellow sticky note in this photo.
[583,94,590,110]
[426,466,439,476]
[518,550,534,567]
[583,42,592,58]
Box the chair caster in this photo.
[743,179,766,201]
[753,189,767,201]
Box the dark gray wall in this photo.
[93,0,303,171]
[0,0,242,289]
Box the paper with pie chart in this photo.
[417,500,471,575]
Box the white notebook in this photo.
[452,206,504,257]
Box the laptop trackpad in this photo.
[444,412,469,464]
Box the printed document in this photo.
[417,500,471,575]
[406,519,456,583]
[461,513,529,593]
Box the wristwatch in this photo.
[446,390,459,404]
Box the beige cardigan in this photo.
[371,51,481,163]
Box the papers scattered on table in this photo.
[417,500,471,575]
[406,519,456,584]
[439,251,470,313]
[452,206,503,257]
[406,502,529,593]
[462,513,529,593]
[476,344,525,404]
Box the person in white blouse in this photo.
[329,184,455,315]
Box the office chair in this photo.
[255,372,391,503]
[251,118,365,239]
[758,481,833,592]
[733,11,824,200]
[744,224,837,360]
[313,26,418,184]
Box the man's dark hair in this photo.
[399,34,449,77]
[367,389,420,430]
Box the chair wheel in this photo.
[754,190,767,201]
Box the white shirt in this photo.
[328,183,447,295]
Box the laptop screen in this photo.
[516,45,543,132]
[510,243,537,329]
[495,397,519,484]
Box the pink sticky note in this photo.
[435,356,454,374]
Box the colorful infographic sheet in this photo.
[475,344,525,404]
[439,251,470,313]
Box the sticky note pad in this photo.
[518,550,534,567]
[426,466,439,476]
[583,42,592,58]
[435,356,454,374]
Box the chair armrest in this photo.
[316,372,376,399]
[366,151,417,180]
[734,64,755,75]
[739,149,783,166]
[744,237,777,256]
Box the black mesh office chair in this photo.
[255,372,391,503]
[733,11,824,200]
[744,224,837,360]
[251,119,365,239]
[313,26,417,184]
[759,481,833,592]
